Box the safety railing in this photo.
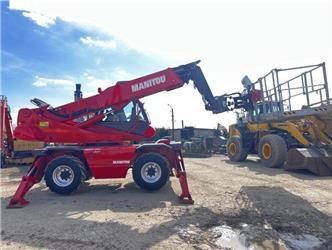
[252,63,330,114]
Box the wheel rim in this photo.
[52,165,74,187]
[228,143,237,156]
[262,143,272,159]
[141,162,162,183]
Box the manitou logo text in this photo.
[131,75,166,93]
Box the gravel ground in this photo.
[1,155,331,249]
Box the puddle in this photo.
[279,233,323,250]
[211,225,253,250]
[177,223,323,249]
[210,224,323,250]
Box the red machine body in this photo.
[14,68,184,143]
[8,61,226,208]
[8,141,192,208]
[84,145,136,178]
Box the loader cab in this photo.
[256,101,282,115]
[246,101,282,122]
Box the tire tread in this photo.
[45,155,85,195]
[258,134,287,168]
[227,136,248,162]
[133,153,169,191]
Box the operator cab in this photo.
[255,101,282,115]
[98,100,154,137]
[242,101,282,123]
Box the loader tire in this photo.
[227,136,248,162]
[133,153,169,191]
[258,134,287,168]
[45,155,87,195]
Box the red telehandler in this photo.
[8,61,231,208]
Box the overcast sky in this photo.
[2,0,331,129]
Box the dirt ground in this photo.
[1,155,331,249]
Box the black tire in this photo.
[258,134,287,168]
[227,136,248,162]
[44,155,87,195]
[133,153,170,191]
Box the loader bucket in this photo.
[285,148,332,176]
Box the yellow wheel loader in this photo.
[224,63,332,176]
